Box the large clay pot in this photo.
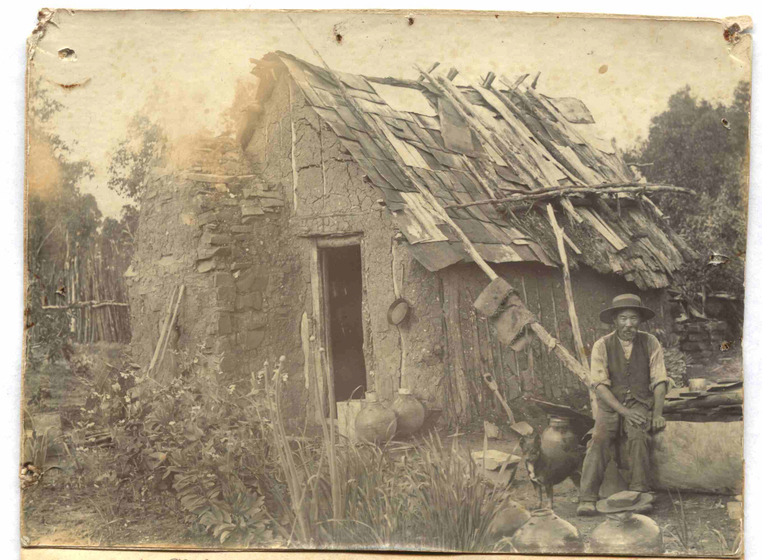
[589,512,664,555]
[540,416,581,474]
[354,392,397,445]
[488,499,531,540]
[511,508,583,554]
[390,388,425,437]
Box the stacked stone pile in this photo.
[129,134,286,379]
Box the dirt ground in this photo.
[456,429,743,557]
[21,345,742,555]
[21,429,743,556]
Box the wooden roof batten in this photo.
[249,53,696,289]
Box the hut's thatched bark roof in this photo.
[251,51,695,289]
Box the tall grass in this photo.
[665,489,690,552]
[265,359,514,552]
[400,431,512,552]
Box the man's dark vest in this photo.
[604,332,653,407]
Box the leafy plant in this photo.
[175,472,271,546]
[99,348,282,547]
[399,432,513,552]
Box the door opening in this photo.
[322,244,367,402]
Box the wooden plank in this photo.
[315,234,364,248]
[418,66,537,189]
[310,241,326,422]
[443,274,471,423]
[458,283,481,415]
[147,286,177,378]
[531,276,556,399]
[549,283,567,392]
[519,276,539,396]
[42,301,129,310]
[476,303,497,410]
[468,295,493,412]
[371,114,430,169]
[475,84,590,226]
[405,241,463,272]
[663,391,743,412]
[590,207,630,247]
[476,84,576,186]
[577,206,627,251]
[156,285,185,378]
[525,88,631,183]
[547,206,597,418]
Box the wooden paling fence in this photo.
[42,242,131,344]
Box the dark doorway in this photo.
[322,245,367,402]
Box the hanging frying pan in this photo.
[387,298,410,326]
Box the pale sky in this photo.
[30,10,751,218]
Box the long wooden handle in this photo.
[482,373,516,424]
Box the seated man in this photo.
[577,294,670,516]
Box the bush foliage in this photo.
[625,82,750,298]
[54,349,514,551]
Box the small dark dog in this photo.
[519,433,583,510]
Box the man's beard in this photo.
[618,328,636,341]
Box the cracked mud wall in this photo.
[245,75,447,417]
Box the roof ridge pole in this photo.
[442,184,695,209]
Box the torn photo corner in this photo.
[22,9,749,559]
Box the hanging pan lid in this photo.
[387,298,410,326]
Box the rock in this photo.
[260,197,285,208]
[236,292,262,311]
[727,500,743,520]
[241,203,265,216]
[231,225,253,234]
[197,259,215,273]
[197,210,217,226]
[488,500,531,540]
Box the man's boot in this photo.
[576,502,597,516]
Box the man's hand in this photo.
[651,415,666,432]
[623,408,648,427]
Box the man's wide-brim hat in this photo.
[596,491,654,513]
[600,294,656,324]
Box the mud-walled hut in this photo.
[127,52,695,428]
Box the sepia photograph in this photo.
[19,8,751,557]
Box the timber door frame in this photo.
[309,234,364,420]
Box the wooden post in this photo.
[157,285,185,376]
[520,276,536,391]
[547,204,597,418]
[147,287,177,377]
[445,276,471,423]
[309,241,326,422]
